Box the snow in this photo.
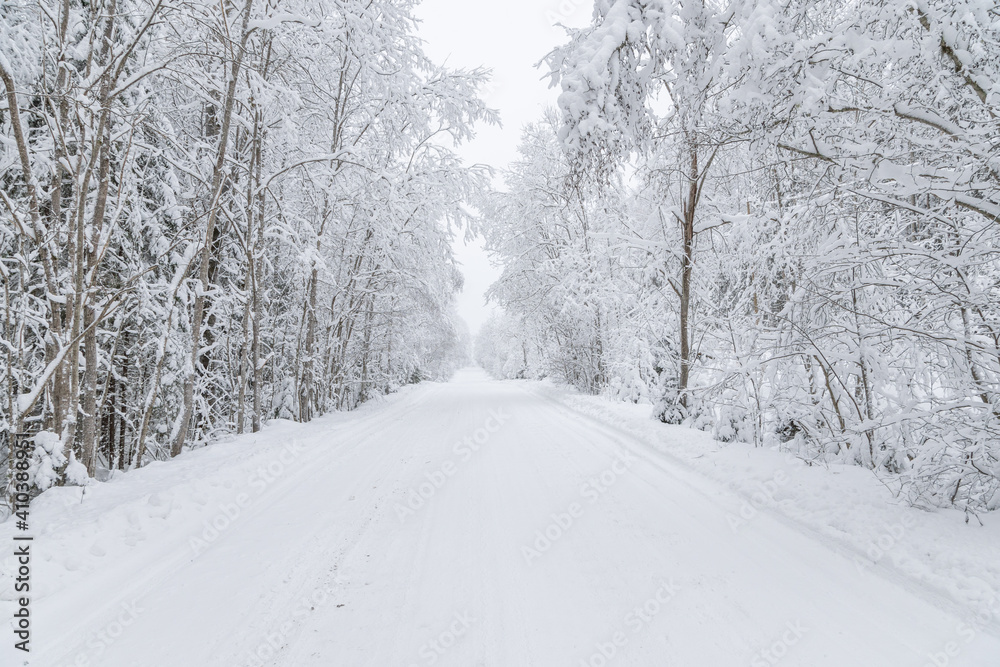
[27,432,77,493]
[246,14,320,31]
[2,369,999,666]
[539,382,1000,628]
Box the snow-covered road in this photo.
[8,368,1000,666]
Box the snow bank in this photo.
[529,381,1000,631]
[0,386,421,607]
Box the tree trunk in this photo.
[299,267,319,422]
[173,0,256,457]
[678,137,698,413]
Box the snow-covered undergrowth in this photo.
[530,380,1000,630]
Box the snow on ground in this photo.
[2,368,999,666]
[535,380,1000,632]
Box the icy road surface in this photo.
[7,368,1000,666]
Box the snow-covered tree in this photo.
[481,0,999,512]
[1,0,495,505]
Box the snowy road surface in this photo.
[11,369,1000,666]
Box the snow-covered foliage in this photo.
[1,0,494,503]
[474,312,545,381]
[480,0,1000,512]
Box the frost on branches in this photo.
[477,0,999,513]
[1,0,492,508]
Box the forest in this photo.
[475,0,1000,513]
[1,0,489,502]
[2,0,998,517]
[2,2,998,663]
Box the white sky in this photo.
[415,0,592,336]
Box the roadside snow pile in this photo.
[0,386,419,608]
[0,418,306,605]
[531,381,1000,632]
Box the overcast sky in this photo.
[414,0,592,336]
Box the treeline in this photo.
[476,0,1000,512]
[1,0,490,501]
